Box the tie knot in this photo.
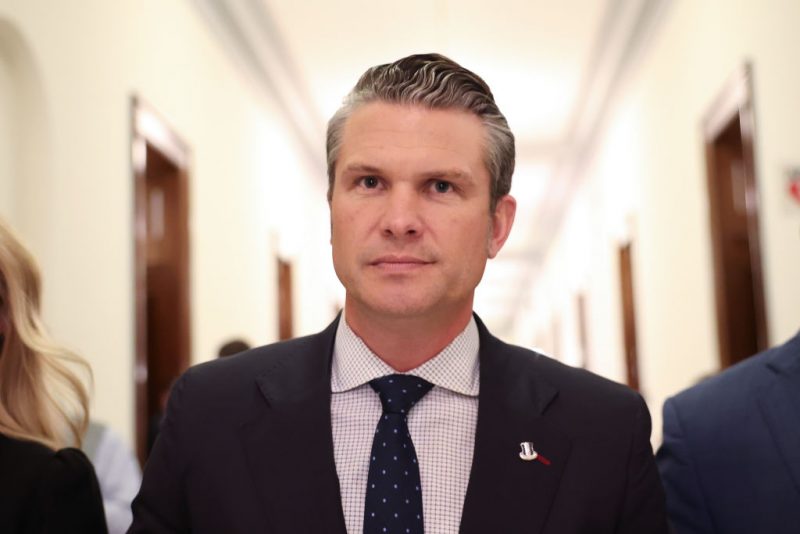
[369,374,433,415]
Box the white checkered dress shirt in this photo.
[331,315,480,534]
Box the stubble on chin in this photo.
[345,277,439,320]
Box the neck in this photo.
[344,301,473,372]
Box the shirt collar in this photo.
[331,313,480,397]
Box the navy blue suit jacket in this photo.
[130,315,667,533]
[657,331,800,533]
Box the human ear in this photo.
[487,194,516,259]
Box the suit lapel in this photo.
[239,318,347,534]
[460,318,572,534]
[758,332,800,495]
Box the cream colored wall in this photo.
[511,99,641,384]
[0,0,335,447]
[0,39,11,217]
[514,0,800,445]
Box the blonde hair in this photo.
[0,218,91,450]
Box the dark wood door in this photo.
[132,98,191,466]
[619,242,639,391]
[709,118,759,364]
[277,258,293,340]
[703,65,768,369]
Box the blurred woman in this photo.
[0,218,107,533]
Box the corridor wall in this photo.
[513,0,800,444]
[0,0,337,447]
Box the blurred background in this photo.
[1,0,798,465]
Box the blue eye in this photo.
[361,176,379,188]
[433,180,452,193]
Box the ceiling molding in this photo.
[190,0,327,176]
[505,0,672,333]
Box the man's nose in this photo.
[381,188,422,239]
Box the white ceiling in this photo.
[263,0,605,141]
[192,0,665,337]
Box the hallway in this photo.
[1,0,798,450]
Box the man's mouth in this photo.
[369,255,433,271]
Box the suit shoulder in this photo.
[202,331,325,369]
[662,339,800,439]
[672,331,800,411]
[186,326,335,386]
[668,346,775,412]
[168,324,336,417]
[477,316,640,408]
[515,342,636,391]
[486,341,649,442]
[499,341,644,413]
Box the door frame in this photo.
[131,96,192,465]
[702,63,768,367]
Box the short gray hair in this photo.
[326,53,515,211]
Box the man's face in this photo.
[330,101,515,323]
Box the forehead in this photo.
[337,102,487,175]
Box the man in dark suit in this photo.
[130,53,667,533]
[657,331,800,533]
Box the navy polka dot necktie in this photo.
[364,374,433,534]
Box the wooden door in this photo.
[703,65,768,369]
[132,97,191,466]
[619,242,639,391]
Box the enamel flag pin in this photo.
[519,442,551,465]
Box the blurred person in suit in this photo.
[0,218,107,534]
[657,331,800,533]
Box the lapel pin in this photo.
[519,442,551,465]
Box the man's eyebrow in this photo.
[420,169,474,183]
[340,163,475,183]
[340,163,382,175]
